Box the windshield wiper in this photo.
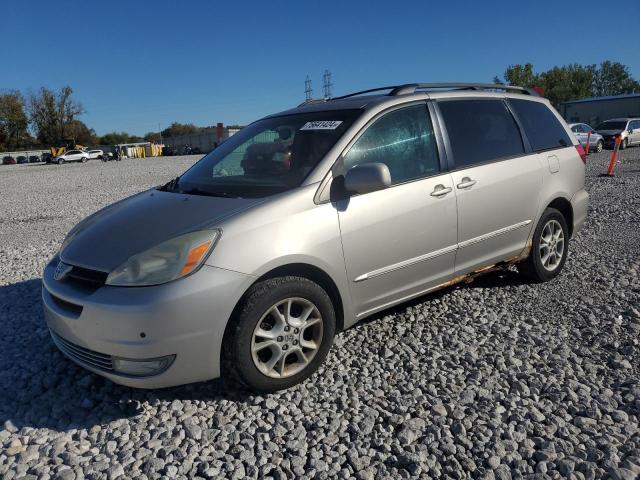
[159,176,181,192]
[181,187,241,199]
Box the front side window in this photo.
[173,110,360,198]
[342,104,440,185]
[510,99,572,152]
[438,99,524,168]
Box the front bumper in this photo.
[42,258,254,388]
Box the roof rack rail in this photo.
[331,86,401,101]
[296,83,537,107]
[389,83,539,96]
[297,98,328,107]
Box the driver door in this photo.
[335,103,457,317]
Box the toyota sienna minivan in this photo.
[43,83,588,392]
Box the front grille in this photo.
[50,331,114,372]
[50,293,83,317]
[65,265,109,291]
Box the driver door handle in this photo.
[430,185,452,197]
[457,177,477,189]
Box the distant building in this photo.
[560,93,640,126]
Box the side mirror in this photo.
[344,163,392,195]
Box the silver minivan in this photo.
[43,83,588,392]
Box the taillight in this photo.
[575,144,586,164]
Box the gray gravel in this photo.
[0,151,639,479]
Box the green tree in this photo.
[67,119,98,146]
[28,86,84,145]
[99,131,142,145]
[494,63,538,87]
[495,61,640,107]
[538,64,595,108]
[143,131,162,142]
[0,91,30,150]
[592,61,640,96]
[161,122,200,138]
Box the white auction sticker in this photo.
[300,121,343,131]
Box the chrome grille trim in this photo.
[50,331,114,371]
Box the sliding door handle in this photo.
[457,177,477,189]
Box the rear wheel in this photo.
[81,156,88,163]
[518,208,569,282]
[595,140,603,153]
[222,276,335,392]
[57,157,64,165]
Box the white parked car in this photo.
[87,149,104,160]
[53,150,89,164]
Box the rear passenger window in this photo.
[343,104,439,185]
[438,99,524,168]
[510,99,572,152]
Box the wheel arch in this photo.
[224,262,346,341]
[546,196,574,237]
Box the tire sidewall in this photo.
[529,209,569,282]
[228,277,336,392]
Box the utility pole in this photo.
[304,75,313,101]
[323,70,333,100]
[159,123,163,145]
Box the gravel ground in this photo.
[0,151,639,480]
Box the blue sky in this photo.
[3,0,639,136]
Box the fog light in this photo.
[112,355,175,377]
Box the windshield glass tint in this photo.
[175,110,360,198]
[596,121,627,130]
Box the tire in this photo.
[222,276,336,392]
[620,138,628,150]
[57,158,64,165]
[518,208,569,283]
[595,140,603,153]
[81,156,88,163]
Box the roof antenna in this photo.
[323,70,333,100]
[304,75,313,101]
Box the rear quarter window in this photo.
[509,99,572,152]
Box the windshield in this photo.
[596,121,627,131]
[167,110,360,198]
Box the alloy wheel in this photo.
[539,219,565,271]
[251,297,323,379]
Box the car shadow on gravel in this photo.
[0,278,255,433]
[355,268,530,329]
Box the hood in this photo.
[596,129,624,136]
[60,189,261,272]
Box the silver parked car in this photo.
[569,123,604,153]
[595,117,640,149]
[43,83,588,392]
[53,149,89,164]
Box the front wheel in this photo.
[595,140,603,153]
[57,158,64,165]
[222,276,336,392]
[620,138,629,150]
[518,208,569,282]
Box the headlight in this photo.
[106,230,219,287]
